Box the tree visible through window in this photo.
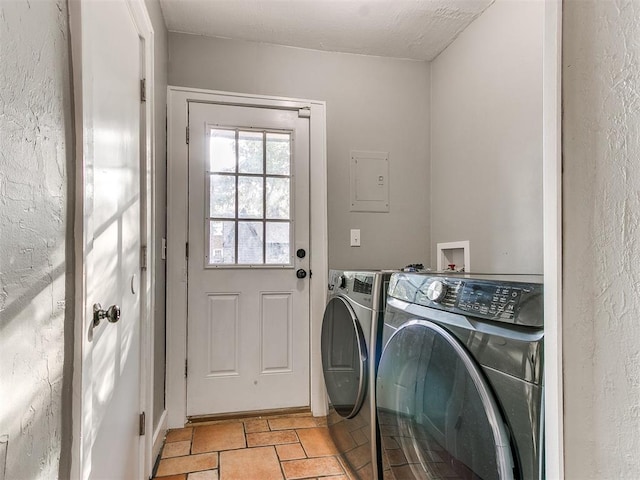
[206,128,292,266]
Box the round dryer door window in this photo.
[376,320,515,480]
[321,296,368,419]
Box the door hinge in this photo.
[140,79,146,102]
[141,245,148,270]
[185,358,188,378]
[186,126,189,144]
[139,412,146,436]
[186,242,189,259]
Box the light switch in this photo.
[350,229,361,247]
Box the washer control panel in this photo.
[457,283,521,320]
[388,273,543,327]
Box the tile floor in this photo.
[153,412,353,480]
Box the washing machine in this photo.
[321,270,393,480]
[376,272,544,480]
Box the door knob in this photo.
[93,303,121,327]
[296,269,307,279]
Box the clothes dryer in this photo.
[321,270,392,480]
[376,272,544,480]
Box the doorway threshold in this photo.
[187,406,311,425]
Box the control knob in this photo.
[426,280,448,303]
[335,275,346,289]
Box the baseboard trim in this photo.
[151,409,168,475]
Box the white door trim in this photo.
[543,0,564,478]
[166,86,328,428]
[69,0,157,478]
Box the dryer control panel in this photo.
[388,273,543,327]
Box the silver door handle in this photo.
[93,303,121,327]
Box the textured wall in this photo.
[0,0,74,478]
[168,33,431,270]
[563,0,640,478]
[430,0,543,274]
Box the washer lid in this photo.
[377,320,516,480]
[321,296,368,419]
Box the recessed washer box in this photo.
[437,240,470,272]
[350,150,389,212]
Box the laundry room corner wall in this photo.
[430,0,544,274]
[167,34,431,270]
[0,1,75,478]
[563,1,640,477]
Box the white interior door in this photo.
[187,102,310,416]
[79,0,143,477]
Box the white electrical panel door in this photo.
[350,150,389,212]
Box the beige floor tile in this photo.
[269,416,317,430]
[320,475,349,480]
[220,446,284,480]
[166,427,194,443]
[154,475,187,480]
[192,423,246,453]
[187,470,219,480]
[281,457,344,479]
[244,418,270,433]
[162,441,192,458]
[276,443,307,461]
[156,453,218,477]
[314,417,328,427]
[246,429,299,447]
[297,428,338,457]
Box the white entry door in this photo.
[77,0,143,477]
[187,102,310,416]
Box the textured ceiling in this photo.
[159,0,494,61]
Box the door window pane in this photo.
[209,221,235,264]
[209,129,236,173]
[266,133,290,175]
[238,176,263,218]
[238,131,263,174]
[210,174,235,218]
[266,177,290,220]
[238,221,263,264]
[205,127,293,267]
[266,222,290,264]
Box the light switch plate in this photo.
[350,229,361,247]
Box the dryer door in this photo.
[376,320,515,480]
[321,296,368,418]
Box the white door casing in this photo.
[166,87,328,428]
[70,0,156,478]
[187,103,310,415]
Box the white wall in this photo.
[0,1,74,477]
[430,0,543,274]
[563,0,640,477]
[168,33,431,269]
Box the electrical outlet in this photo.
[350,229,361,247]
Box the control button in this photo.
[425,280,448,303]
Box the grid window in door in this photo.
[206,127,293,266]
